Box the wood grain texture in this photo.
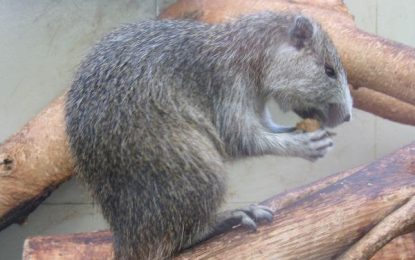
[350,87,415,126]
[22,143,415,260]
[23,231,114,260]
[23,231,415,260]
[372,233,415,260]
[0,95,74,231]
[338,196,415,259]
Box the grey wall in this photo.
[0,1,414,259]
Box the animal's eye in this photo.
[325,64,336,78]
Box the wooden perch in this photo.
[2,0,415,239]
[350,87,415,126]
[22,142,415,259]
[0,95,74,231]
[338,196,415,259]
[371,233,415,260]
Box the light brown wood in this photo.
[0,95,74,230]
[372,233,415,260]
[338,196,415,260]
[22,143,415,259]
[350,86,415,126]
[23,231,114,260]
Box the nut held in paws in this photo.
[296,119,321,132]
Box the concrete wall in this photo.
[0,1,414,259]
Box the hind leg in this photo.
[183,204,273,249]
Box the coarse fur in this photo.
[65,12,352,259]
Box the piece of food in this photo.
[296,119,321,132]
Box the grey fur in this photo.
[65,12,352,260]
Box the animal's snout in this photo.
[326,103,352,127]
[343,114,351,122]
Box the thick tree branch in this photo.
[0,95,74,231]
[338,196,415,259]
[350,87,415,126]
[22,143,415,259]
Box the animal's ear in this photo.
[290,16,314,49]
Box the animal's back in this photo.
[66,19,218,178]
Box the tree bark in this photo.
[371,233,415,260]
[350,87,415,126]
[22,142,415,259]
[0,95,74,231]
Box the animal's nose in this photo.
[344,114,351,122]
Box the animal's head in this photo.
[263,14,352,128]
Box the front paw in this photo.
[290,129,334,161]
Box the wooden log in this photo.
[338,196,415,259]
[350,87,415,126]
[23,231,415,260]
[160,0,415,125]
[372,233,415,260]
[3,0,415,233]
[0,95,74,231]
[23,231,113,260]
[22,143,415,259]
